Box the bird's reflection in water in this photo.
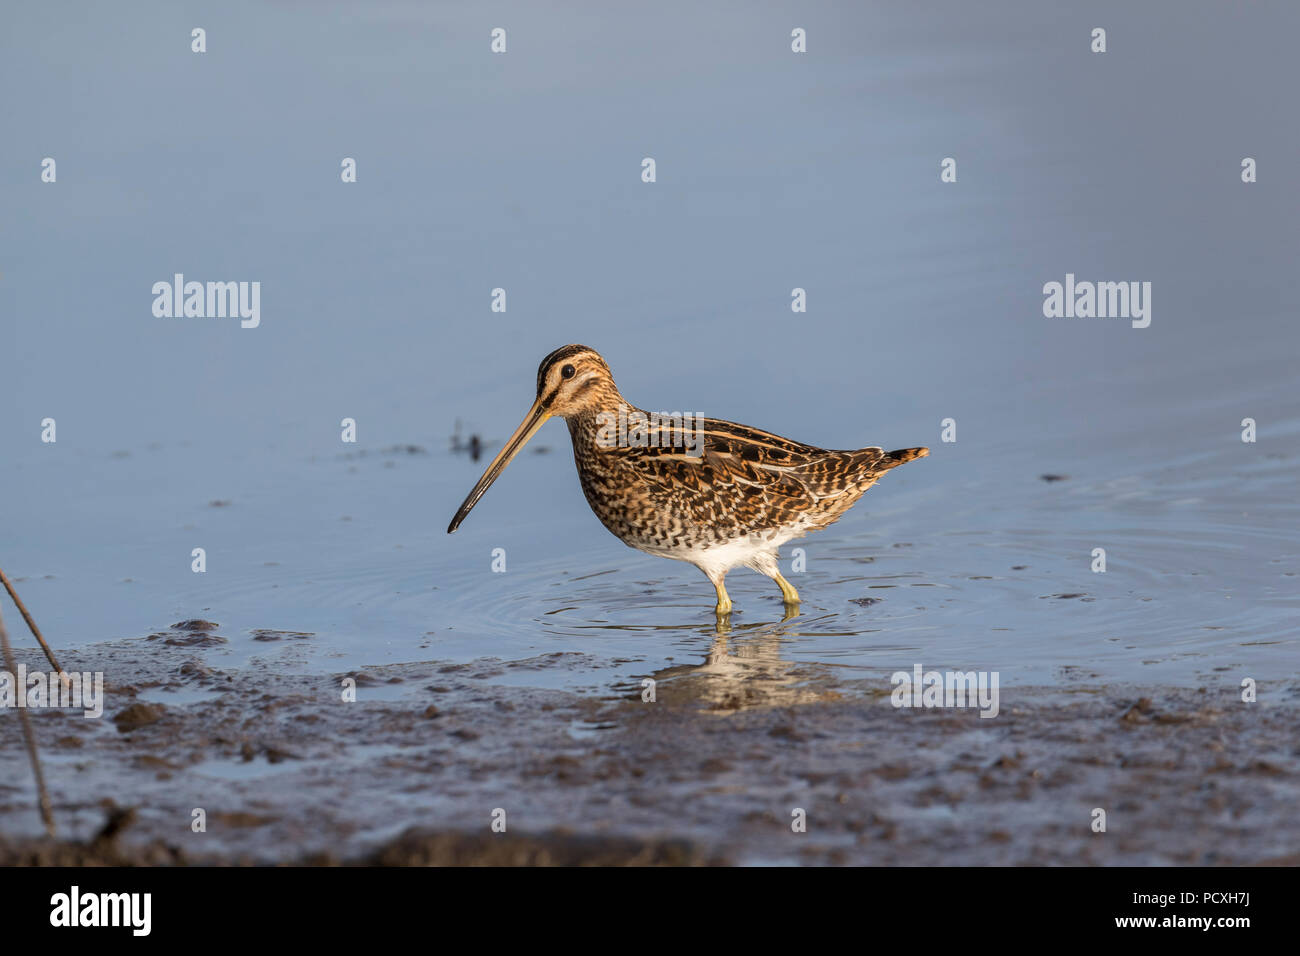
[650,606,843,713]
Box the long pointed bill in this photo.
[447,399,551,532]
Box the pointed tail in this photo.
[883,446,929,469]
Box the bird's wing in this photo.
[607,416,871,505]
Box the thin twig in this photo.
[0,603,57,836]
[0,566,70,689]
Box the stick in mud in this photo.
[0,602,57,836]
[0,566,70,689]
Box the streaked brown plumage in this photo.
[449,345,928,615]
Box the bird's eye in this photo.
[561,364,576,379]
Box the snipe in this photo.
[448,345,928,615]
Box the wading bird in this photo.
[448,345,927,616]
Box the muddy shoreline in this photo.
[2,628,1298,866]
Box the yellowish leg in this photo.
[774,572,801,606]
[712,576,733,616]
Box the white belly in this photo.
[631,523,806,577]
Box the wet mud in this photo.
[3,625,1297,866]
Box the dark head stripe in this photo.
[536,344,603,395]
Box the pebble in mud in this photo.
[113,702,165,733]
[340,671,385,687]
[161,633,228,647]
[250,629,314,642]
[1120,698,1155,723]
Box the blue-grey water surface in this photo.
[3,1,1297,695]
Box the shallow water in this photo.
[3,0,1298,699]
